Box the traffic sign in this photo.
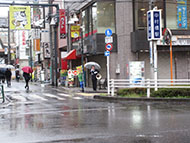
[105,43,113,51]
[104,51,110,56]
[105,36,113,43]
[105,29,112,37]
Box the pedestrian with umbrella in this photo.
[22,66,33,91]
[84,62,101,91]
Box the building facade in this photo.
[64,0,190,86]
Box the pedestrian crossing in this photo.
[6,91,84,102]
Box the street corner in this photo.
[76,92,107,98]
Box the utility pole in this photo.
[8,11,11,65]
[54,24,58,87]
[80,10,84,92]
[49,0,54,86]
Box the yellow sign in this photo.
[76,65,82,74]
[9,6,31,30]
[71,26,80,38]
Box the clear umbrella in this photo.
[84,62,101,69]
[6,65,15,69]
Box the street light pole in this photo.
[8,11,11,65]
[54,24,58,87]
[80,10,84,92]
[49,0,54,86]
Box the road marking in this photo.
[58,93,72,97]
[43,93,66,100]
[11,95,27,102]
[73,97,83,100]
[30,94,48,101]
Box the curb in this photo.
[94,95,190,102]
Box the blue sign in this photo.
[147,10,162,40]
[104,51,110,56]
[105,29,112,37]
[147,11,152,40]
[153,11,161,39]
[177,0,187,29]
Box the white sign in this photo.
[19,30,29,60]
[129,61,145,85]
[105,36,113,43]
[147,10,162,41]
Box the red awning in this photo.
[63,49,79,60]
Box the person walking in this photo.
[90,65,99,91]
[5,68,12,87]
[15,69,20,82]
[23,72,30,90]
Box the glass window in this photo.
[166,1,178,29]
[134,0,164,30]
[97,1,115,33]
[82,10,89,36]
[82,1,115,35]
[166,0,190,29]
[92,3,97,33]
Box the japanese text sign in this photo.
[147,10,162,41]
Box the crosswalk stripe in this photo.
[43,93,66,100]
[30,94,48,101]
[12,95,27,102]
[73,97,83,100]
[57,93,72,97]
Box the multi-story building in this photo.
[63,0,190,87]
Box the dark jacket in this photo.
[5,69,12,80]
[90,69,99,80]
[23,72,30,81]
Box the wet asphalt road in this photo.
[0,82,190,143]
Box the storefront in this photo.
[132,0,190,79]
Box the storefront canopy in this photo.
[63,49,79,60]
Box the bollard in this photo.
[1,85,5,103]
[147,79,150,98]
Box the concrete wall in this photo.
[138,51,190,79]
[110,0,136,79]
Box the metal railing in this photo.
[109,79,190,97]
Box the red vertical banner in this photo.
[59,9,66,39]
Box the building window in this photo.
[25,48,29,56]
[96,1,115,33]
[166,0,190,29]
[92,3,97,33]
[82,9,89,36]
[82,1,115,35]
[134,0,164,30]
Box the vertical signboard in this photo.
[59,9,66,39]
[33,39,41,51]
[147,11,152,41]
[147,10,162,40]
[153,11,161,39]
[177,0,187,29]
[71,26,80,38]
[9,6,31,30]
[43,42,50,58]
[19,30,29,59]
[129,61,145,85]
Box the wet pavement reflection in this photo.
[0,82,190,143]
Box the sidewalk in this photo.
[58,86,107,97]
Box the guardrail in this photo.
[109,79,190,97]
